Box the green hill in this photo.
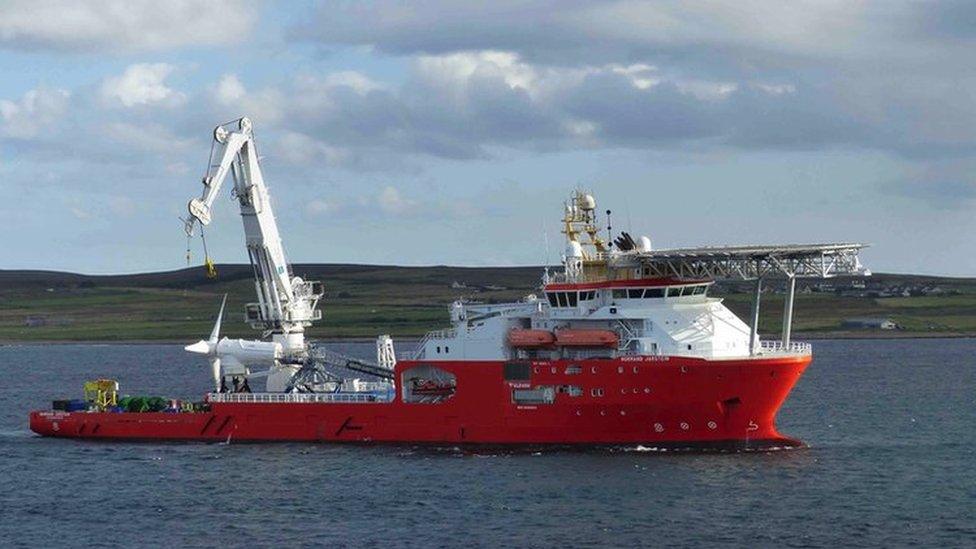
[2,264,975,341]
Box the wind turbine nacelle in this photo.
[215,338,282,367]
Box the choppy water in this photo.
[1,339,974,548]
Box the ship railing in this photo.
[547,272,607,284]
[758,340,812,356]
[207,392,386,404]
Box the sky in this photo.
[1,1,975,275]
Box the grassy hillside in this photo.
[0,264,539,341]
[2,264,976,341]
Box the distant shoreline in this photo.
[2,331,974,345]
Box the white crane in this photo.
[183,117,323,391]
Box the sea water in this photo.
[0,339,973,547]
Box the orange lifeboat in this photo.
[554,329,619,348]
[508,329,556,348]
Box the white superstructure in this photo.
[416,283,757,361]
[416,190,867,363]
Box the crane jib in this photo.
[182,117,325,393]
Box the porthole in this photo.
[551,367,557,374]
[632,366,639,374]
[436,346,441,353]
[591,367,598,374]
[654,423,664,432]
[680,422,690,431]
[617,366,624,374]
[644,388,650,393]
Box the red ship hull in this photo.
[29,355,810,449]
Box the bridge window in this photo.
[611,287,666,299]
[668,287,684,298]
[546,291,587,307]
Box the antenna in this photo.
[542,227,551,285]
[606,209,613,248]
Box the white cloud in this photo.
[376,186,418,214]
[609,64,659,90]
[102,121,194,154]
[322,71,384,94]
[101,63,184,108]
[0,0,257,53]
[274,131,351,167]
[214,74,246,105]
[753,83,797,96]
[0,87,70,139]
[207,75,285,127]
[305,199,334,215]
[414,51,551,101]
[675,80,739,101]
[288,0,976,163]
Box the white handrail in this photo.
[208,392,387,404]
[758,340,812,355]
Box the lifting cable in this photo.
[200,226,218,279]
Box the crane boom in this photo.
[184,117,322,359]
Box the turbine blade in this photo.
[210,357,222,393]
[209,294,227,343]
